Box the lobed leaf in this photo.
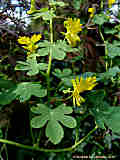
[93,13,109,25]
[46,120,64,145]
[31,104,50,114]
[52,68,72,78]
[98,66,120,81]
[15,82,47,102]
[32,8,56,21]
[31,114,49,128]
[104,27,117,35]
[49,1,66,7]
[37,40,78,60]
[89,92,120,133]
[0,87,17,105]
[53,104,73,114]
[31,104,76,144]
[59,115,77,128]
[15,59,47,76]
[107,43,120,58]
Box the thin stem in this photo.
[100,0,103,10]
[72,125,98,149]
[4,145,8,160]
[36,130,41,146]
[46,18,53,104]
[93,141,104,150]
[4,127,8,160]
[99,25,108,71]
[0,125,98,153]
[113,96,117,106]
[75,128,79,144]
[110,59,113,68]
[0,126,9,159]
[29,109,35,145]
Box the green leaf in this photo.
[92,106,120,133]
[49,0,66,7]
[113,40,120,46]
[89,92,120,133]
[56,40,78,53]
[32,8,56,21]
[52,68,72,78]
[31,114,49,128]
[46,120,64,144]
[15,82,47,102]
[59,115,77,128]
[91,107,106,129]
[38,40,51,48]
[61,76,74,87]
[51,44,66,60]
[38,40,78,60]
[39,7,49,13]
[104,107,120,133]
[88,90,107,129]
[52,40,78,60]
[95,116,105,129]
[31,104,50,114]
[53,104,73,115]
[73,0,81,10]
[0,88,16,105]
[98,66,120,81]
[107,43,120,58]
[104,27,117,34]
[15,59,47,76]
[38,47,50,57]
[38,63,48,70]
[37,40,50,56]
[0,79,15,89]
[93,13,109,25]
[31,104,76,144]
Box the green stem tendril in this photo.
[0,125,98,153]
[29,110,35,144]
[99,25,108,71]
[100,0,104,10]
[46,18,53,104]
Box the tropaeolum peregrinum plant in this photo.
[14,0,80,145]
[31,104,76,144]
[0,0,98,146]
[1,0,120,154]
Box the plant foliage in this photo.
[31,104,76,144]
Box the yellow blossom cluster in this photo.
[88,8,95,18]
[108,0,115,8]
[62,18,82,47]
[18,34,41,56]
[71,76,97,106]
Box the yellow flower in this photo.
[108,0,115,8]
[18,36,30,45]
[23,44,38,53]
[31,34,42,43]
[18,34,41,56]
[63,18,82,47]
[65,32,80,47]
[88,8,95,18]
[64,18,82,34]
[71,76,97,106]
